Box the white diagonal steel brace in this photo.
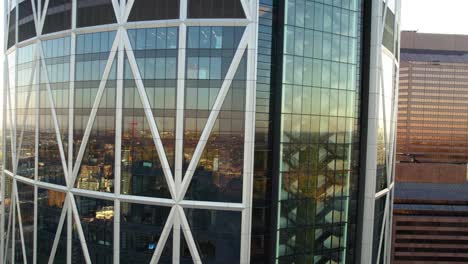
[149,206,176,264]
[1,1,10,259]
[173,1,188,261]
[10,179,16,264]
[29,0,39,36]
[67,4,77,261]
[39,0,50,34]
[69,194,92,264]
[376,195,390,263]
[113,24,126,264]
[111,0,121,24]
[15,63,36,166]
[13,181,28,264]
[178,206,202,263]
[122,30,178,199]
[240,2,258,260]
[71,30,120,186]
[48,194,69,264]
[240,0,251,21]
[123,0,135,23]
[37,41,70,186]
[179,25,250,201]
[6,70,17,173]
[6,55,18,175]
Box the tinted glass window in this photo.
[383,7,396,53]
[43,0,72,34]
[77,0,117,27]
[7,8,16,48]
[188,0,246,18]
[128,0,179,21]
[18,0,36,41]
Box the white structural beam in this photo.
[360,0,400,263]
[240,0,259,261]
[173,0,187,261]
[360,0,385,261]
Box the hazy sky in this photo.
[402,0,468,34]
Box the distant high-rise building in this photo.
[393,31,468,263]
[2,0,399,263]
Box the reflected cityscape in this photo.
[2,0,400,263]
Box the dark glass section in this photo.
[7,8,16,49]
[37,188,67,264]
[18,0,36,42]
[188,0,246,18]
[183,209,241,263]
[251,0,277,262]
[17,182,34,263]
[128,0,179,22]
[77,0,117,28]
[276,0,362,263]
[121,28,178,198]
[16,44,37,178]
[73,196,113,263]
[38,37,71,185]
[120,203,171,263]
[43,0,72,35]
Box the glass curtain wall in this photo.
[276,0,362,263]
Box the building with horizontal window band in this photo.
[392,31,468,263]
[1,0,399,263]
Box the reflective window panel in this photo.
[43,0,72,35]
[128,0,180,22]
[77,0,117,28]
[188,0,246,18]
[7,8,16,49]
[18,0,36,42]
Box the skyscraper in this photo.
[2,0,399,263]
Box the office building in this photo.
[2,0,399,263]
[393,32,468,263]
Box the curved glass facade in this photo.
[3,0,259,263]
[2,0,400,263]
